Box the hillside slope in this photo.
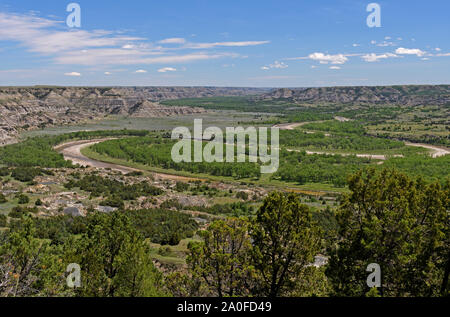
[0,87,265,145]
[258,85,450,106]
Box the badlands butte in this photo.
[0,86,265,145]
[1,85,449,145]
[260,85,450,105]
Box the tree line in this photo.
[91,137,261,180]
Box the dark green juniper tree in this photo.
[69,212,167,297]
[326,168,449,297]
[185,217,255,297]
[251,192,322,297]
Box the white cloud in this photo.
[261,61,288,70]
[352,43,360,47]
[385,36,392,40]
[136,53,238,65]
[421,58,430,61]
[308,52,348,64]
[361,53,399,62]
[370,40,377,45]
[329,66,341,70]
[104,72,112,75]
[0,12,142,54]
[0,12,254,67]
[158,38,186,44]
[64,72,81,76]
[55,49,239,65]
[310,65,317,69]
[157,67,177,73]
[270,61,288,69]
[435,48,441,52]
[185,41,270,49]
[436,53,450,57]
[377,41,395,47]
[395,47,426,57]
[135,69,147,73]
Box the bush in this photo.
[0,193,7,204]
[128,209,198,245]
[101,195,125,209]
[236,191,249,200]
[12,167,42,182]
[0,167,10,177]
[0,214,7,227]
[9,206,37,218]
[158,246,172,256]
[66,175,163,201]
[17,194,30,204]
[175,182,189,192]
[125,171,143,177]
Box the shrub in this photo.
[175,182,189,192]
[236,191,249,200]
[17,194,30,205]
[0,214,7,227]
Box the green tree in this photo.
[290,266,331,297]
[70,211,167,297]
[17,194,29,205]
[175,182,189,192]
[186,217,255,297]
[165,271,206,297]
[326,169,448,297]
[438,179,449,296]
[236,191,249,200]
[0,215,7,227]
[0,217,67,297]
[251,192,322,297]
[0,193,7,204]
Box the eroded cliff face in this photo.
[258,85,450,106]
[0,87,263,145]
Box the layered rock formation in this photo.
[258,85,450,106]
[0,86,264,145]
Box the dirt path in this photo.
[273,122,306,130]
[303,150,402,160]
[274,120,330,130]
[404,142,450,158]
[55,139,207,181]
[285,148,403,160]
[55,139,139,174]
[334,116,352,122]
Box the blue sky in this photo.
[0,0,449,87]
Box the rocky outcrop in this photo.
[127,100,203,117]
[258,85,450,106]
[0,86,265,145]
